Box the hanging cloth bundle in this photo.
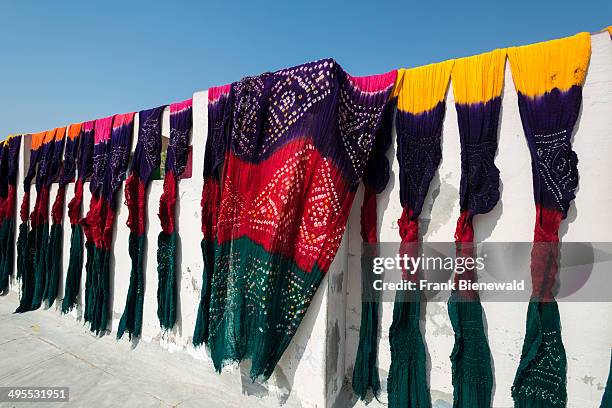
[388,60,454,408]
[193,60,397,381]
[62,121,94,313]
[157,99,192,331]
[0,136,20,293]
[81,114,135,334]
[508,32,591,408]
[15,132,46,312]
[118,106,165,340]
[351,100,395,400]
[42,127,67,307]
[447,49,505,408]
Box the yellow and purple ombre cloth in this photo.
[118,106,165,340]
[81,114,135,335]
[62,121,94,313]
[387,60,454,408]
[0,135,21,293]
[447,49,506,408]
[194,59,397,381]
[157,99,192,331]
[508,32,591,408]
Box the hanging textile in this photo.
[157,99,192,331]
[62,121,94,313]
[607,26,612,37]
[82,113,135,334]
[0,136,20,293]
[508,32,591,408]
[42,127,67,307]
[118,106,165,340]
[388,60,454,408]
[351,101,395,400]
[602,352,612,408]
[193,59,397,381]
[447,49,505,408]
[15,132,45,312]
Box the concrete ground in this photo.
[0,292,305,408]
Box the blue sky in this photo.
[0,0,609,137]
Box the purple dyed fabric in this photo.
[362,100,395,193]
[131,106,165,183]
[35,137,57,192]
[396,101,446,218]
[102,115,134,203]
[60,134,79,188]
[7,136,21,186]
[167,101,192,177]
[47,134,65,188]
[78,122,95,182]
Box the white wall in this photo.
[8,30,612,408]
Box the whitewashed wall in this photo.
[8,31,612,408]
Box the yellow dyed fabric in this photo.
[452,49,507,105]
[507,32,591,97]
[394,59,455,114]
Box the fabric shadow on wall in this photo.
[193,59,397,382]
[508,32,591,408]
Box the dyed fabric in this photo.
[351,101,394,400]
[0,136,21,293]
[157,99,192,331]
[118,106,165,340]
[81,114,135,334]
[388,60,454,408]
[508,32,591,408]
[602,352,612,408]
[193,59,397,381]
[62,121,94,313]
[447,49,506,408]
[42,127,68,307]
[15,132,45,312]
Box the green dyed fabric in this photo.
[448,295,493,408]
[84,246,111,335]
[387,292,430,408]
[15,222,35,313]
[31,222,49,310]
[194,236,324,381]
[512,300,567,408]
[83,241,95,322]
[156,230,177,331]
[117,233,146,340]
[352,251,381,400]
[0,218,15,293]
[193,238,213,348]
[601,353,612,408]
[44,223,63,307]
[61,224,84,314]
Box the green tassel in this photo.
[0,218,15,293]
[512,300,567,408]
[61,224,84,314]
[31,222,49,310]
[117,233,146,340]
[352,251,381,400]
[193,238,213,347]
[387,292,430,408]
[156,230,177,331]
[448,295,493,408]
[601,352,612,408]
[44,223,63,308]
[85,246,111,335]
[15,222,35,313]
[83,241,95,323]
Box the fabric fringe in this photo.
[61,224,83,313]
[512,300,567,408]
[193,238,213,347]
[15,222,34,313]
[44,223,63,307]
[84,246,111,335]
[157,230,177,331]
[117,233,146,340]
[448,296,493,408]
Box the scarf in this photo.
[82,114,135,334]
[447,49,505,408]
[62,121,94,313]
[0,135,21,293]
[351,100,395,400]
[118,106,165,340]
[388,60,454,408]
[42,127,67,307]
[193,59,397,381]
[157,99,192,331]
[508,32,591,408]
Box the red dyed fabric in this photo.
[158,172,177,234]
[360,187,378,244]
[67,179,84,225]
[51,186,65,225]
[30,187,50,228]
[124,175,146,236]
[19,192,30,223]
